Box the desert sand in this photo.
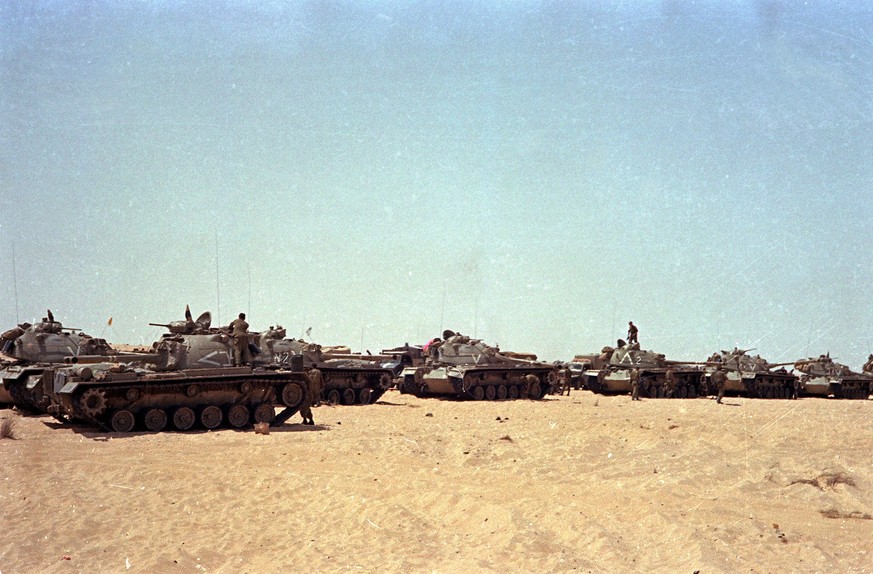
[1,391,871,573]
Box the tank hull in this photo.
[34,364,311,432]
[587,368,705,398]
[316,362,394,405]
[400,365,554,400]
[799,375,871,399]
[704,370,798,399]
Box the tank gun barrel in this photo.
[64,353,160,365]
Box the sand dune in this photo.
[1,391,871,573]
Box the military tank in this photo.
[1,312,121,410]
[585,341,705,398]
[254,326,394,405]
[36,359,311,432]
[398,331,556,400]
[794,355,871,399]
[702,348,797,398]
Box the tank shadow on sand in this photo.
[41,419,329,439]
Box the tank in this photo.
[702,348,798,399]
[148,309,394,405]
[1,313,123,410]
[794,355,871,399]
[585,341,705,398]
[255,326,394,405]
[36,360,311,432]
[398,330,556,400]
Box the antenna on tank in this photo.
[439,280,446,334]
[11,241,20,323]
[214,230,221,326]
[247,262,251,323]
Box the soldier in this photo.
[523,373,539,399]
[229,312,251,366]
[630,367,641,401]
[863,354,873,374]
[299,368,324,426]
[664,367,676,398]
[560,366,572,396]
[627,322,639,345]
[712,366,727,404]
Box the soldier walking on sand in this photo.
[299,368,324,426]
[630,367,641,400]
[627,322,639,345]
[229,312,251,366]
[712,366,727,404]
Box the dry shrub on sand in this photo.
[0,417,17,440]
[791,471,856,490]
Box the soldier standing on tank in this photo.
[863,354,873,374]
[299,368,324,426]
[712,366,727,404]
[664,367,676,398]
[630,368,641,400]
[229,312,251,366]
[627,322,638,345]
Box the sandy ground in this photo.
[1,391,872,574]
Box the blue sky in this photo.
[1,1,871,367]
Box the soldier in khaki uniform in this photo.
[630,368,641,401]
[560,367,572,396]
[664,367,676,398]
[523,373,539,399]
[229,313,251,366]
[299,368,324,426]
[712,366,727,404]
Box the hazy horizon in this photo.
[1,1,871,368]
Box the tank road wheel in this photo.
[172,407,196,431]
[529,381,542,400]
[470,385,485,401]
[143,408,168,432]
[508,385,519,399]
[281,382,304,408]
[253,403,276,424]
[357,387,372,405]
[485,385,497,400]
[227,404,250,428]
[78,388,107,418]
[200,405,223,429]
[326,389,341,405]
[496,385,507,400]
[340,388,354,405]
[110,409,136,433]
